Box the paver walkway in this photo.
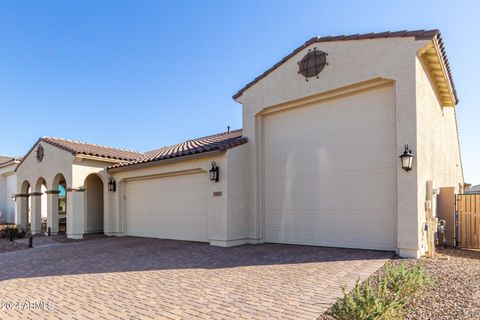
[0,237,392,319]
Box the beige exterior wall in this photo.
[16,142,74,192]
[225,144,249,245]
[236,37,449,257]
[110,150,248,246]
[0,163,18,223]
[415,57,464,253]
[14,142,117,238]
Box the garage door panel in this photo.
[265,146,395,175]
[265,100,394,135]
[265,126,391,160]
[265,229,393,250]
[266,212,394,231]
[264,86,396,250]
[126,173,209,242]
[265,168,395,192]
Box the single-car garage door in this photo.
[264,86,396,250]
[125,172,209,242]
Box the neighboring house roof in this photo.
[15,136,144,172]
[0,156,21,167]
[232,29,458,104]
[466,185,480,194]
[109,129,248,170]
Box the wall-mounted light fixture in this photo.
[209,161,219,182]
[108,178,117,192]
[399,144,414,172]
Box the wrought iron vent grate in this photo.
[298,48,327,81]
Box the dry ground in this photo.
[320,248,480,320]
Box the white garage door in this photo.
[264,86,396,250]
[125,172,209,242]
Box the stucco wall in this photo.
[0,164,17,223]
[225,144,249,244]
[5,173,16,223]
[16,142,74,191]
[415,56,464,253]
[110,153,241,245]
[85,174,104,233]
[236,37,433,257]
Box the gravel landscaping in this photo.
[403,248,480,320]
[0,228,109,253]
[0,238,28,253]
[320,248,480,320]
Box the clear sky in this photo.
[1,1,479,183]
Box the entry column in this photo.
[30,192,43,234]
[46,190,60,235]
[66,187,85,239]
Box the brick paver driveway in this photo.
[0,237,392,319]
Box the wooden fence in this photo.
[456,193,480,249]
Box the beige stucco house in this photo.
[9,29,463,258]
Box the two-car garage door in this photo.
[263,86,396,250]
[125,172,209,242]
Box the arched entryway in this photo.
[18,180,31,231]
[33,177,47,234]
[50,174,67,234]
[84,174,104,234]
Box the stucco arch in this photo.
[20,180,31,194]
[31,177,48,233]
[52,173,68,189]
[48,173,68,235]
[16,180,31,231]
[35,177,48,192]
[84,173,105,234]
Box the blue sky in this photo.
[1,1,479,183]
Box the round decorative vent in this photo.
[298,48,327,80]
[36,145,44,162]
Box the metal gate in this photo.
[456,193,480,248]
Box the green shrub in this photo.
[383,263,434,299]
[0,225,26,240]
[331,263,433,320]
[331,279,403,320]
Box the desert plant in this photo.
[330,263,434,320]
[0,225,26,240]
[382,262,434,299]
[331,279,403,320]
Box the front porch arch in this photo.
[16,180,31,230]
[31,177,47,234]
[84,174,105,234]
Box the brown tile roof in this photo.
[39,136,144,161]
[232,29,458,103]
[0,156,21,166]
[109,129,248,170]
[15,137,144,172]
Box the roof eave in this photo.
[0,159,20,169]
[232,29,458,103]
[107,150,224,173]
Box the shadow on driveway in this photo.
[0,236,393,282]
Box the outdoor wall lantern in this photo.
[209,161,219,182]
[108,178,117,192]
[399,144,414,172]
